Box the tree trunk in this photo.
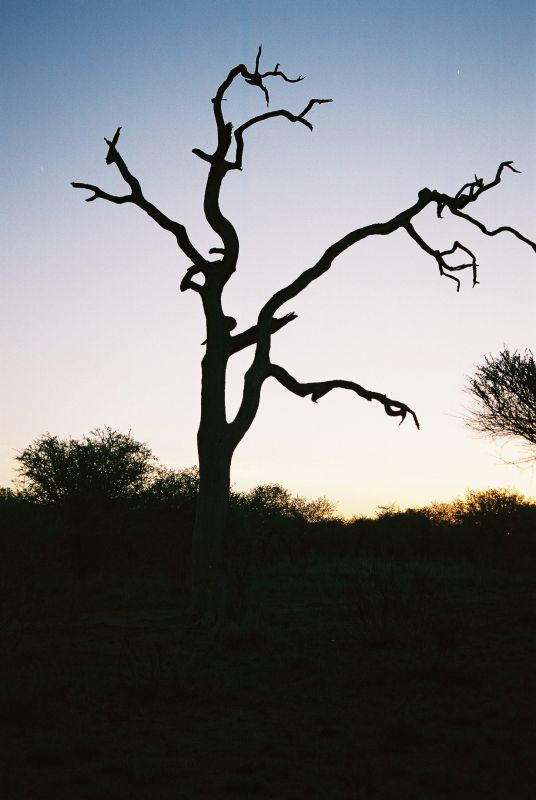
[191,436,233,620]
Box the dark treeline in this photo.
[2,429,535,611]
[3,432,536,800]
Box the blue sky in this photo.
[1,0,535,515]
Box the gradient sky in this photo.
[1,0,535,517]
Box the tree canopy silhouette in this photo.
[466,348,536,461]
[17,427,156,512]
[72,48,535,619]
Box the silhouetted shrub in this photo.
[141,466,198,526]
[458,488,536,559]
[3,427,536,608]
[337,491,536,563]
[229,484,339,562]
[16,427,157,529]
[0,490,68,598]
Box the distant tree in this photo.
[461,488,530,528]
[294,495,337,524]
[16,428,156,516]
[144,466,199,509]
[72,49,535,618]
[142,466,199,536]
[0,487,18,503]
[243,484,297,519]
[241,483,335,524]
[466,348,536,460]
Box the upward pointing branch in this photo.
[192,49,331,276]
[248,45,305,105]
[72,128,207,268]
[259,162,535,320]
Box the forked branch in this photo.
[210,46,305,138]
[453,161,520,206]
[247,45,305,106]
[269,364,420,429]
[232,159,533,442]
[403,162,536,288]
[230,99,332,170]
[179,264,206,294]
[193,46,331,172]
[191,48,329,279]
[256,162,534,327]
[405,224,479,291]
[432,162,536,255]
[72,128,206,267]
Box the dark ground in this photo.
[2,557,535,799]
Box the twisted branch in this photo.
[180,264,205,294]
[450,208,536,252]
[269,364,420,429]
[192,46,331,172]
[72,128,206,267]
[454,161,521,205]
[403,162,535,288]
[191,48,330,276]
[247,45,305,105]
[405,224,479,291]
[230,99,332,170]
[231,160,533,443]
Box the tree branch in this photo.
[195,48,321,267]
[236,161,533,438]
[254,161,533,325]
[246,45,305,105]
[450,208,536,252]
[454,161,520,204]
[434,161,523,218]
[405,224,479,291]
[230,99,332,170]
[70,183,131,204]
[72,127,207,267]
[180,265,205,294]
[269,364,420,429]
[229,312,297,354]
[257,190,433,327]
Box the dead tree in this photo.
[72,49,535,618]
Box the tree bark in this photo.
[191,444,232,620]
[191,316,234,620]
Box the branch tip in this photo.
[269,364,420,430]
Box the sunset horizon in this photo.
[2,0,535,515]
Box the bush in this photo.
[421,488,536,561]
[232,484,338,561]
[15,427,157,526]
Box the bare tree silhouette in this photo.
[466,348,536,461]
[72,48,535,619]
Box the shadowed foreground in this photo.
[2,554,535,800]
